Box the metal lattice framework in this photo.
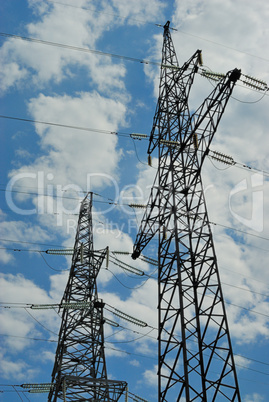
[132,21,241,401]
[48,193,126,401]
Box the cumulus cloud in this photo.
[4,90,128,241]
[0,214,52,263]
[244,394,265,402]
[0,0,166,93]
[0,272,60,371]
[0,0,119,92]
[111,0,166,25]
[0,349,37,380]
[143,364,158,387]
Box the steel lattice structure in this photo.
[48,193,126,401]
[132,22,241,401]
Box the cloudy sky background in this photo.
[0,0,269,400]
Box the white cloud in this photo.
[0,273,54,306]
[244,393,265,402]
[0,215,52,263]
[111,0,166,25]
[0,0,167,93]
[0,0,126,92]
[0,219,51,244]
[0,212,54,260]
[40,349,56,363]
[0,349,37,380]
[48,270,70,301]
[24,91,126,186]
[143,364,158,387]
[172,0,269,73]
[0,59,28,93]
[0,274,58,379]
[0,249,14,264]
[4,90,128,240]
[130,359,140,367]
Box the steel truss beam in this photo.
[132,21,241,401]
[48,193,126,401]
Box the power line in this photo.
[214,278,268,299]
[45,0,269,64]
[0,301,155,329]
[0,244,268,295]
[0,238,70,248]
[0,114,131,138]
[39,252,70,272]
[219,262,269,285]
[0,32,160,66]
[1,190,269,244]
[105,268,154,291]
[210,294,269,318]
[210,221,269,242]
[0,301,268,379]
[0,335,268,382]
[1,290,268,320]
[1,330,268,372]
[24,308,59,336]
[1,114,269,178]
[203,70,269,104]
[46,0,163,29]
[0,187,82,200]
[0,33,267,95]
[0,333,57,343]
[0,332,268,377]
[1,236,269,290]
[177,30,269,63]
[108,267,269,318]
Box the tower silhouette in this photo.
[132,21,241,401]
[48,193,126,401]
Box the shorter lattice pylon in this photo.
[48,193,126,401]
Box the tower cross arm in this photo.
[147,49,203,155]
[131,176,160,260]
[187,68,241,167]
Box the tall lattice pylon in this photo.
[132,21,241,401]
[48,193,126,401]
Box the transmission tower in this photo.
[48,193,126,401]
[132,21,241,401]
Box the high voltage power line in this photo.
[1,181,269,289]
[0,244,268,297]
[40,0,269,63]
[0,280,268,320]
[0,32,160,66]
[1,114,269,178]
[1,243,269,295]
[1,329,268,375]
[0,114,131,138]
[1,211,269,244]
[0,32,268,94]
[46,0,163,29]
[0,301,268,369]
[1,181,269,243]
[0,315,268,379]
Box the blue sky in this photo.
[0,0,269,401]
